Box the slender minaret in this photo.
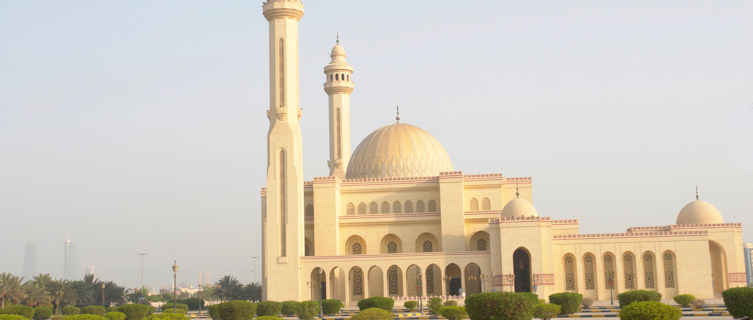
[324,35,354,178]
[262,0,305,301]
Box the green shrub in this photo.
[350,308,393,320]
[254,317,281,320]
[116,304,152,320]
[103,312,126,320]
[175,298,204,311]
[618,301,681,320]
[146,314,188,320]
[464,292,536,320]
[32,307,53,320]
[207,305,220,320]
[320,299,343,315]
[0,315,29,320]
[443,300,458,306]
[722,287,753,319]
[617,290,661,307]
[62,306,81,316]
[160,310,185,316]
[1,305,35,319]
[428,298,442,316]
[81,306,106,316]
[403,301,417,311]
[50,316,65,320]
[64,315,108,320]
[280,301,299,316]
[160,304,187,313]
[548,292,583,314]
[516,292,540,302]
[294,301,319,320]
[255,301,281,317]
[673,294,695,308]
[356,297,394,312]
[439,306,467,320]
[216,301,255,320]
[532,303,560,320]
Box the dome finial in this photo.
[396,105,400,123]
[336,31,340,45]
[696,185,699,200]
[516,183,520,198]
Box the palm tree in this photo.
[102,281,125,307]
[215,275,242,301]
[0,273,25,308]
[22,281,50,307]
[48,279,78,314]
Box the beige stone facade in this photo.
[260,0,746,304]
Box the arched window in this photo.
[358,202,367,215]
[381,201,390,213]
[346,203,355,215]
[352,243,362,255]
[428,200,437,212]
[470,198,479,211]
[416,200,425,212]
[405,201,413,213]
[423,240,433,252]
[477,239,487,251]
[305,204,314,217]
[347,74,350,81]
[663,251,676,288]
[351,267,363,296]
[279,149,287,257]
[643,252,656,289]
[370,202,378,214]
[387,241,397,254]
[564,254,577,291]
[623,252,636,289]
[393,201,402,213]
[584,253,596,290]
[482,198,491,210]
[604,253,616,289]
[335,74,339,81]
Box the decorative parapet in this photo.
[260,187,267,196]
[499,216,552,223]
[553,230,707,240]
[342,176,439,186]
[438,171,463,179]
[552,219,579,224]
[503,177,532,184]
[627,223,742,233]
[463,173,504,182]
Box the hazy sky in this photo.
[1,1,752,290]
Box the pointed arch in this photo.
[393,201,402,213]
[663,250,677,294]
[404,200,413,213]
[387,265,403,297]
[464,263,482,294]
[709,240,728,294]
[368,266,384,297]
[427,199,437,212]
[381,201,390,214]
[278,148,287,257]
[346,235,366,255]
[470,231,490,251]
[564,253,577,291]
[380,234,403,254]
[623,252,636,290]
[513,248,532,292]
[426,264,441,296]
[470,198,479,211]
[416,200,425,212]
[358,202,367,215]
[406,264,423,296]
[310,267,326,300]
[369,202,378,214]
[346,203,355,215]
[643,251,656,289]
[349,266,364,302]
[415,232,440,252]
[603,252,616,290]
[482,197,491,210]
[583,252,597,290]
[445,263,462,296]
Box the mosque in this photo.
[259,0,747,305]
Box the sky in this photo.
[1,1,752,291]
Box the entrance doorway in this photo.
[513,248,531,292]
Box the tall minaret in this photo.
[262,0,305,301]
[324,36,354,178]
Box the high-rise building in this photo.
[63,237,77,280]
[23,240,36,279]
[83,265,95,277]
[197,271,212,287]
[745,243,753,287]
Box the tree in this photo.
[21,281,50,307]
[0,272,26,308]
[126,288,149,304]
[241,283,261,302]
[102,282,125,307]
[215,276,242,302]
[48,279,78,314]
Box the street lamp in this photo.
[172,261,179,314]
[101,283,105,307]
[306,269,325,318]
[442,275,452,296]
[412,270,423,312]
[606,270,615,305]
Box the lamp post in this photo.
[306,269,325,318]
[101,283,105,307]
[606,270,615,305]
[442,275,452,296]
[172,261,179,314]
[412,270,423,313]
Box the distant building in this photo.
[745,243,753,287]
[197,271,212,287]
[83,265,95,277]
[63,237,77,280]
[23,241,36,279]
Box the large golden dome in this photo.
[345,122,453,179]
[676,200,723,225]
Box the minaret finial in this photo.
[696,185,699,200]
[516,183,520,198]
[336,31,340,44]
[396,105,400,123]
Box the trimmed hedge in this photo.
[0,316,31,320]
[81,306,106,316]
[464,292,536,320]
[32,307,52,320]
[175,298,204,311]
[428,298,442,316]
[439,306,467,320]
[1,305,34,319]
[255,301,281,317]
[722,287,753,319]
[443,300,458,306]
[160,304,187,312]
[64,315,108,320]
[403,301,417,311]
[532,303,560,320]
[295,301,319,320]
[320,300,343,315]
[280,301,299,316]
[103,312,126,320]
[207,305,220,320]
[618,301,681,320]
[116,304,152,320]
[617,290,662,307]
[357,297,394,312]
[62,306,81,316]
[216,301,255,320]
[673,294,695,307]
[350,308,392,320]
[548,292,582,314]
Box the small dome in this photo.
[501,198,538,218]
[345,122,453,179]
[331,44,345,57]
[676,200,723,225]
